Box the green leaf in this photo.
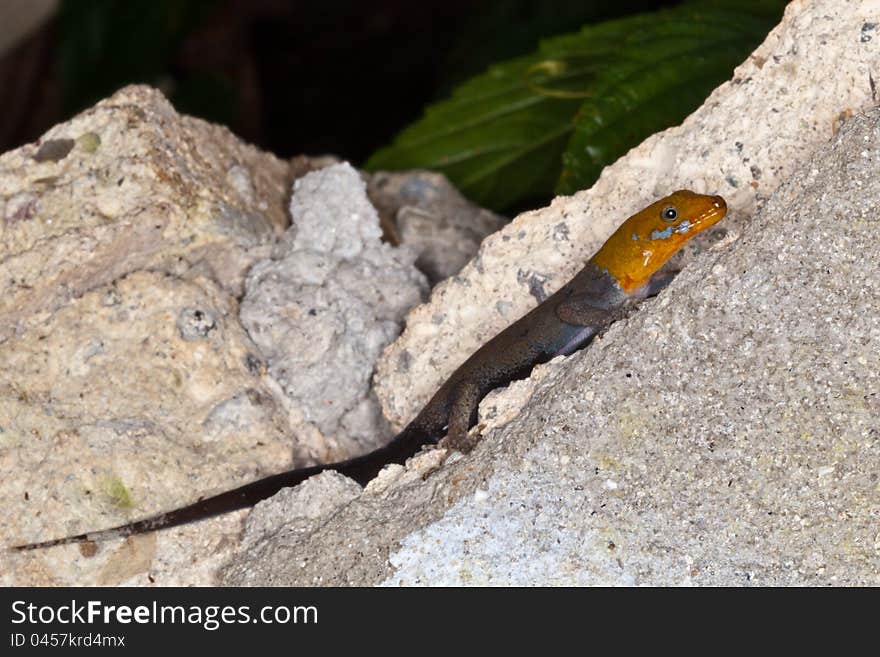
[366,50,589,212]
[437,1,681,97]
[366,0,785,212]
[558,1,784,195]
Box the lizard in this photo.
[12,189,726,551]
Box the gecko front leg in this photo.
[554,294,622,328]
[440,381,482,454]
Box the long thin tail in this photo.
[11,423,435,551]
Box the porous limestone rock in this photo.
[0,271,292,585]
[236,472,362,554]
[0,84,301,585]
[240,163,427,457]
[0,89,429,586]
[375,0,880,431]
[0,85,290,344]
[289,160,507,284]
[366,171,506,284]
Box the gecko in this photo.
[13,190,726,551]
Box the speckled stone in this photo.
[240,163,427,457]
[366,170,506,284]
[379,107,880,586]
[0,271,291,585]
[0,85,290,343]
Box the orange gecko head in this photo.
[589,190,727,294]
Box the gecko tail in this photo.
[11,423,439,551]
[10,463,326,552]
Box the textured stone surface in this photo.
[240,164,427,457]
[375,0,880,430]
[367,171,506,284]
[0,90,428,585]
[237,472,363,552]
[0,271,288,585]
[379,108,880,586]
[288,159,506,285]
[0,85,300,585]
[221,447,455,586]
[0,86,291,344]
[223,103,880,587]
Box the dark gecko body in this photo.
[14,191,726,550]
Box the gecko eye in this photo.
[661,206,678,222]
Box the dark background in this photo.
[0,0,676,163]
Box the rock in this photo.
[0,86,298,585]
[240,163,427,457]
[0,271,292,585]
[375,0,880,431]
[0,88,436,586]
[222,102,880,587]
[287,160,506,283]
[221,472,363,585]
[237,471,363,551]
[0,85,289,345]
[366,171,506,283]
[380,107,880,586]
[221,448,458,586]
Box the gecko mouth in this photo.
[691,196,727,230]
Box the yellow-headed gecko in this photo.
[13,190,726,550]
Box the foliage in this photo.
[367,0,786,212]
